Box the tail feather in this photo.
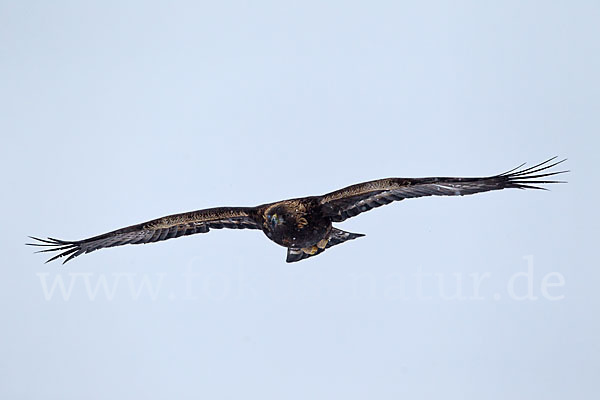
[286,228,365,263]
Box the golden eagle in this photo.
[28,158,566,264]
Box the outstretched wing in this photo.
[319,157,567,222]
[28,207,262,264]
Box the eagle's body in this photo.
[29,158,566,264]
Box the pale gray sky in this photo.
[1,1,598,399]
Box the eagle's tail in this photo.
[286,228,365,263]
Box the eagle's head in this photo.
[264,204,295,239]
[266,212,285,231]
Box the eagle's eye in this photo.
[268,213,280,228]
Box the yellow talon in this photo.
[297,217,308,229]
[302,246,319,255]
[317,239,328,249]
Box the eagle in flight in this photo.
[29,158,566,264]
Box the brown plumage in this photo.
[28,157,567,264]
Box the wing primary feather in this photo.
[510,171,568,180]
[506,157,558,175]
[499,162,527,176]
[26,236,68,246]
[63,249,86,264]
[35,245,73,254]
[45,247,78,264]
[511,184,549,190]
[509,157,566,177]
